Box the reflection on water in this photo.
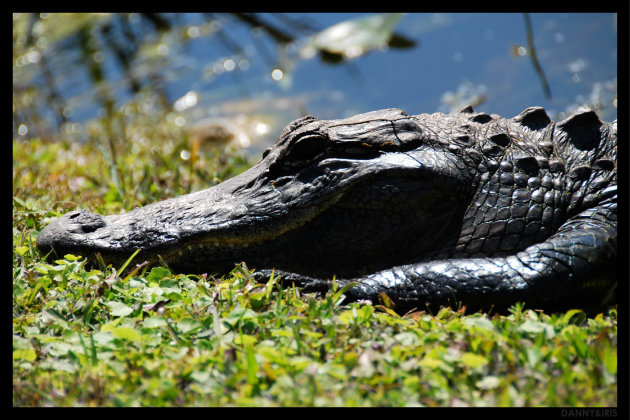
[13,13,617,156]
[439,81,488,113]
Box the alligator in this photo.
[36,106,617,313]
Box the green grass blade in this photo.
[117,248,142,276]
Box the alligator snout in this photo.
[36,210,106,256]
[65,210,106,233]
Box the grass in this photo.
[12,109,617,407]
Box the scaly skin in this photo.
[37,106,617,313]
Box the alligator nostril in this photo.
[67,210,106,233]
[81,224,101,233]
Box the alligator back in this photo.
[410,106,617,261]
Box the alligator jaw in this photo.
[35,157,345,272]
[38,155,455,275]
[36,109,471,277]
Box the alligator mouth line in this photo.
[153,191,345,265]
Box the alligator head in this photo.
[37,109,473,277]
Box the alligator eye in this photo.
[287,135,327,161]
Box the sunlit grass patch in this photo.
[13,252,618,406]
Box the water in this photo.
[13,13,617,156]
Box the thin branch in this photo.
[524,13,552,101]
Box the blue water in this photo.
[15,13,617,154]
[251,13,617,119]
